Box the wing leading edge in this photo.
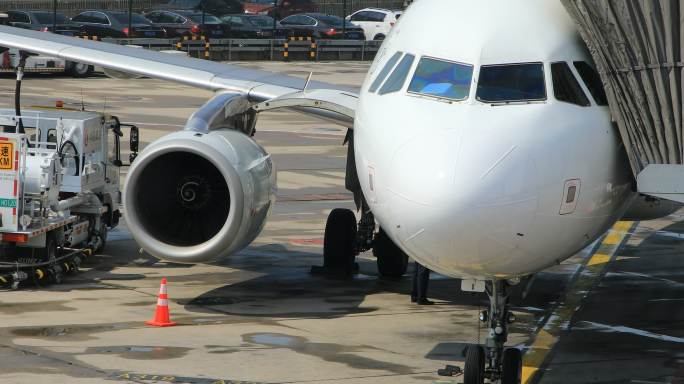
[0,26,357,125]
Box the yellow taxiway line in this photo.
[521,220,634,383]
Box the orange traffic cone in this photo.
[146,278,177,327]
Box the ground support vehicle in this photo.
[1,48,66,74]
[0,48,93,77]
[0,107,137,289]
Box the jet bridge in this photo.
[562,0,684,203]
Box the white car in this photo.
[346,8,402,40]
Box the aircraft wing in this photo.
[0,26,358,126]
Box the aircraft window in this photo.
[476,63,546,103]
[573,61,608,106]
[368,51,402,93]
[551,62,590,106]
[407,57,473,101]
[378,54,415,95]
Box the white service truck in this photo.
[0,13,93,77]
[0,107,138,288]
[0,48,94,77]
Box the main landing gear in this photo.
[463,280,521,384]
[312,208,408,278]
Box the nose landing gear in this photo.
[463,280,522,384]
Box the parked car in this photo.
[71,11,166,38]
[145,10,230,38]
[7,10,83,36]
[244,0,317,19]
[346,8,401,40]
[221,14,289,38]
[152,0,244,17]
[279,13,364,40]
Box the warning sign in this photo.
[0,142,13,170]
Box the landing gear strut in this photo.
[463,280,521,384]
[311,129,408,277]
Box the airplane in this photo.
[0,0,679,382]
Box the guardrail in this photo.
[101,38,383,61]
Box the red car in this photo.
[244,0,317,19]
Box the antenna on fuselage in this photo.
[303,72,313,94]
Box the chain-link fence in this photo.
[1,0,408,17]
[1,1,157,14]
[314,0,408,16]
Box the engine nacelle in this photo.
[622,194,681,221]
[123,129,276,263]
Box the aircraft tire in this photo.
[502,348,522,384]
[464,345,485,384]
[323,208,357,273]
[373,228,408,277]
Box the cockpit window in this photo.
[407,57,473,101]
[476,63,546,103]
[378,53,415,95]
[551,62,590,106]
[369,51,403,93]
[573,61,608,106]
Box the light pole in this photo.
[272,0,277,36]
[52,0,57,33]
[128,0,133,38]
[342,0,347,35]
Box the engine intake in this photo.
[124,129,275,263]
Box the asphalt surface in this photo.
[0,62,681,384]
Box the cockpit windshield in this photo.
[408,57,473,101]
[476,63,546,103]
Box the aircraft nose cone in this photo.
[384,132,539,277]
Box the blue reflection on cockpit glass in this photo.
[408,57,473,101]
[476,63,546,103]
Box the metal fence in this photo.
[103,37,382,61]
[1,0,409,17]
[313,0,408,16]
[0,0,156,14]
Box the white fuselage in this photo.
[353,0,635,279]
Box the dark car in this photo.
[279,13,364,39]
[7,10,83,36]
[221,14,289,38]
[71,11,166,38]
[153,0,244,17]
[244,0,317,19]
[145,10,230,38]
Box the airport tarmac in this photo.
[0,62,682,384]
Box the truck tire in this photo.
[40,232,58,263]
[95,221,107,254]
[70,62,93,78]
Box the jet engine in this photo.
[123,129,276,263]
